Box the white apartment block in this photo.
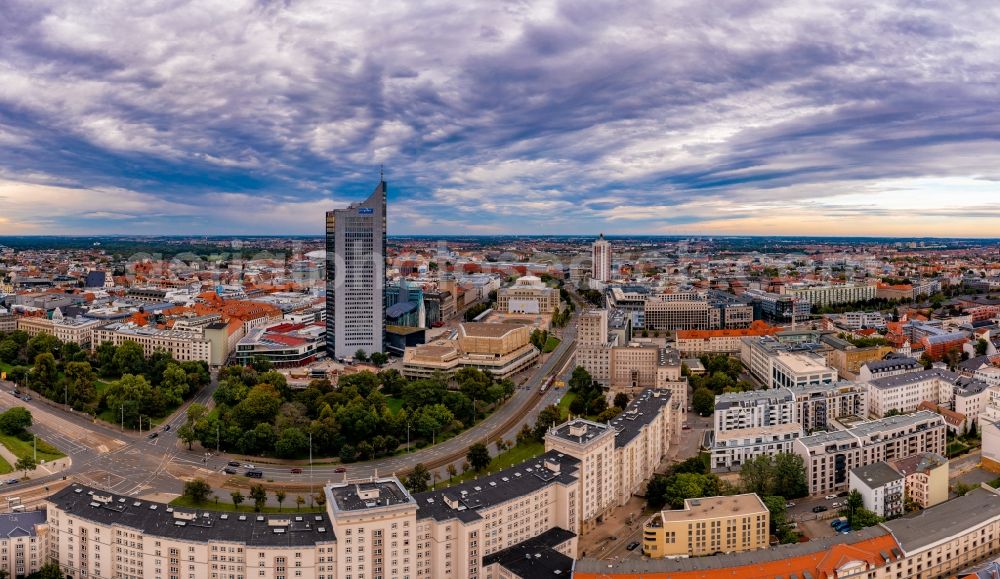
[771,351,839,389]
[711,423,802,471]
[867,368,990,418]
[857,356,922,382]
[784,283,877,308]
[714,388,798,433]
[844,311,887,330]
[790,381,869,433]
[740,336,838,389]
[849,462,904,519]
[793,411,946,496]
[92,323,212,363]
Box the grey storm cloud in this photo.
[0,0,999,234]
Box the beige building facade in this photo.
[92,323,212,363]
[401,322,539,378]
[642,494,769,558]
[496,276,560,315]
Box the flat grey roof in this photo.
[48,485,333,547]
[414,450,579,523]
[869,368,957,390]
[548,419,611,444]
[799,429,856,448]
[851,461,903,489]
[863,356,919,372]
[715,387,794,411]
[327,479,413,513]
[608,388,671,448]
[482,527,575,577]
[884,487,1000,553]
[850,410,942,438]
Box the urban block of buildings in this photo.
[794,410,946,496]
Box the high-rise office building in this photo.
[592,233,611,282]
[326,179,387,358]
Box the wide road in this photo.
[0,315,579,497]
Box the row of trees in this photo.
[0,330,209,426]
[401,376,589,494]
[178,366,515,460]
[182,478,325,512]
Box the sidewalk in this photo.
[0,441,72,480]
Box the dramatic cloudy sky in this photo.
[2,0,1000,236]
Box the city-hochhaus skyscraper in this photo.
[592,233,611,282]
[326,179,387,359]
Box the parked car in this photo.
[812,506,828,513]
[682,424,691,430]
[290,468,303,474]
[223,467,237,475]
[334,467,347,473]
[21,395,31,402]
[228,461,241,467]
[831,501,841,508]
[785,502,796,508]
[6,479,18,485]
[825,495,837,500]
[837,491,850,497]
[626,541,641,551]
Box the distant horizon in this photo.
[2,234,1000,242]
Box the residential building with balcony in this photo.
[850,461,904,519]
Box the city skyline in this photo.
[2,1,1000,237]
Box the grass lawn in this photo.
[556,391,576,419]
[0,361,12,374]
[94,379,113,397]
[386,396,404,415]
[0,455,11,475]
[542,336,561,353]
[0,432,66,463]
[433,441,545,489]
[170,495,325,514]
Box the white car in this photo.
[785,502,796,508]
[242,464,255,469]
[831,501,841,508]
[825,495,837,500]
